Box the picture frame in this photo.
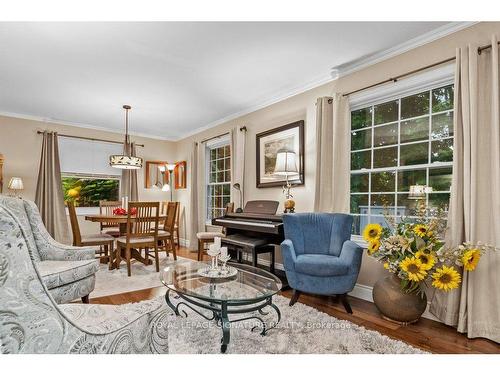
[174,161,187,189]
[256,120,304,188]
[145,160,169,188]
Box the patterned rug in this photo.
[90,255,425,353]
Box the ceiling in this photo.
[0,22,466,140]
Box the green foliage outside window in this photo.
[62,176,119,207]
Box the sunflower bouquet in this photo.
[362,214,492,296]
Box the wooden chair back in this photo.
[126,201,159,242]
[225,202,234,214]
[67,201,82,246]
[163,202,178,233]
[99,200,121,229]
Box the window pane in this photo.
[216,147,224,159]
[351,150,371,170]
[225,170,231,182]
[224,145,231,157]
[401,117,429,143]
[351,129,371,151]
[217,171,224,182]
[400,142,429,166]
[369,215,393,231]
[222,184,230,195]
[371,194,395,209]
[210,148,216,160]
[431,138,453,163]
[223,195,230,208]
[396,194,424,216]
[398,169,426,192]
[217,158,224,170]
[351,107,372,130]
[431,111,454,139]
[401,91,429,119]
[374,123,398,147]
[350,173,369,192]
[429,193,451,211]
[62,177,119,207]
[429,167,453,191]
[210,172,216,183]
[432,85,454,113]
[215,185,222,195]
[350,194,368,214]
[374,101,398,125]
[352,215,367,235]
[373,147,397,168]
[371,171,396,192]
[210,160,217,172]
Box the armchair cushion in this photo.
[37,259,100,289]
[295,254,349,277]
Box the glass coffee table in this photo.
[160,261,282,353]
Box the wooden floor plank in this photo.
[89,247,500,354]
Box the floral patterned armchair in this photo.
[0,195,170,353]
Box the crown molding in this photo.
[334,22,477,77]
[0,110,177,141]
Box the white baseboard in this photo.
[240,253,441,323]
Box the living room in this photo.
[0,0,499,372]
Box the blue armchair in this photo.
[281,213,363,313]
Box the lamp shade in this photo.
[109,155,143,169]
[274,149,298,176]
[8,177,24,190]
[162,183,170,192]
[166,163,176,171]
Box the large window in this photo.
[59,137,122,208]
[206,142,231,221]
[350,84,454,235]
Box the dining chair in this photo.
[157,201,179,260]
[67,201,115,269]
[160,201,181,249]
[99,200,121,237]
[115,201,160,277]
[197,202,234,261]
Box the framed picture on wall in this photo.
[256,120,304,188]
[145,161,169,188]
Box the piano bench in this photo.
[222,234,275,274]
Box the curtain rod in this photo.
[36,131,145,147]
[199,126,247,144]
[343,41,500,97]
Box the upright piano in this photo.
[212,200,284,273]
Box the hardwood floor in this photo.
[90,247,499,354]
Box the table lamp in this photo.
[274,149,299,213]
[8,177,24,198]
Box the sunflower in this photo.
[432,266,461,291]
[400,257,427,282]
[413,224,430,238]
[383,262,390,270]
[462,249,481,271]
[415,250,436,270]
[363,223,383,242]
[367,240,380,255]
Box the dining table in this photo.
[84,213,168,269]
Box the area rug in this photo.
[90,255,425,353]
[164,294,426,354]
[91,252,192,298]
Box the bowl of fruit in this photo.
[112,207,137,216]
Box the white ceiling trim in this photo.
[0,110,173,141]
[333,22,477,77]
[178,22,475,141]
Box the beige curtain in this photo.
[430,36,500,343]
[314,94,351,213]
[230,126,246,210]
[35,131,71,244]
[188,141,207,250]
[120,142,139,201]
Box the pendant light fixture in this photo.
[109,105,143,169]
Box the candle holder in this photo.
[218,254,231,273]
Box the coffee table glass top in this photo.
[160,261,282,303]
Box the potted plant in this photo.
[363,203,493,325]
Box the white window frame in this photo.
[205,136,231,224]
[348,65,455,246]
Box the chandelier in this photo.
[109,105,143,169]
